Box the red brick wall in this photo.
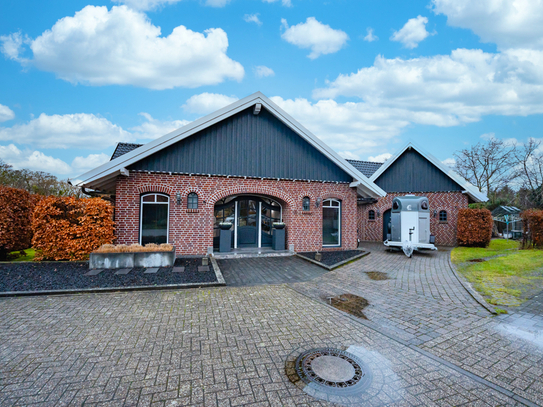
[357,192,469,246]
[115,172,358,255]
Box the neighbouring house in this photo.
[76,92,487,255]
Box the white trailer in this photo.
[384,196,437,257]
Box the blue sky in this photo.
[1,0,543,180]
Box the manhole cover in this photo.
[294,348,373,395]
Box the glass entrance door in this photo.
[237,199,258,247]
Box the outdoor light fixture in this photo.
[433,210,437,218]
[176,192,182,205]
[315,197,322,208]
[376,209,381,218]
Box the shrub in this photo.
[32,197,115,261]
[521,209,543,249]
[0,186,34,260]
[457,208,493,247]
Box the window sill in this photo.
[438,221,448,224]
[302,211,313,214]
[368,219,376,222]
[186,209,199,213]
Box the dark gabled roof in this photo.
[346,160,383,178]
[111,143,143,160]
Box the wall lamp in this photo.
[315,197,322,208]
[376,209,381,218]
[433,210,437,218]
[176,192,182,205]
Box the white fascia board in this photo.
[76,91,385,198]
[369,141,488,203]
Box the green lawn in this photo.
[452,240,543,307]
[7,248,36,262]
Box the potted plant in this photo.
[219,222,233,230]
[272,222,286,229]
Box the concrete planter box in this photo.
[90,248,175,269]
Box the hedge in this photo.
[32,196,115,261]
[521,209,543,249]
[0,186,34,260]
[457,208,493,247]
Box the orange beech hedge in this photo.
[521,209,543,249]
[0,186,34,260]
[457,208,493,247]
[32,197,115,261]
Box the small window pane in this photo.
[187,192,198,209]
[439,210,447,222]
[369,210,375,220]
[142,195,155,202]
[156,195,168,203]
[303,197,310,211]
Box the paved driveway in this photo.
[1,243,542,406]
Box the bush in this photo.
[521,209,543,249]
[0,186,34,260]
[457,208,493,247]
[32,197,115,261]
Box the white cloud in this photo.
[205,0,231,7]
[432,0,543,50]
[314,48,543,125]
[0,113,132,149]
[263,0,291,6]
[281,17,349,59]
[244,13,262,26]
[269,96,413,156]
[0,144,72,174]
[0,32,29,62]
[131,113,190,139]
[391,15,431,49]
[111,0,182,11]
[182,93,239,114]
[5,6,244,90]
[368,153,392,162]
[442,157,456,167]
[338,151,360,160]
[0,104,15,122]
[364,28,378,42]
[254,65,275,78]
[71,153,110,173]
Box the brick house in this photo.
[76,92,486,255]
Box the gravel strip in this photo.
[0,258,217,293]
[298,250,363,266]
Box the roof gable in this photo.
[369,142,488,202]
[76,92,385,198]
[346,160,383,178]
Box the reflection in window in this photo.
[140,193,169,245]
[323,199,341,246]
[368,210,375,220]
[439,210,447,222]
[187,192,198,209]
[303,196,310,211]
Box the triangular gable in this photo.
[369,142,488,202]
[76,92,385,198]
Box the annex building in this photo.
[77,92,487,255]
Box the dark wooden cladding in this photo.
[129,106,352,182]
[374,149,463,193]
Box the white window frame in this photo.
[140,193,170,245]
[322,198,341,247]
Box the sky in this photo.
[1,0,543,180]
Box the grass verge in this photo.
[452,240,543,307]
[7,248,36,262]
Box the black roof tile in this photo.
[346,159,383,178]
[111,142,144,160]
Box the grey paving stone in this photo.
[172,267,185,273]
[198,266,210,272]
[144,268,159,274]
[84,269,104,276]
[115,268,132,275]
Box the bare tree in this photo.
[513,138,543,208]
[454,138,517,201]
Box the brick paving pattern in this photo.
[0,286,524,407]
[218,256,328,287]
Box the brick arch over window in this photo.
[209,186,294,207]
[136,184,175,197]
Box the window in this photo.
[439,210,447,222]
[140,193,169,245]
[322,199,341,246]
[187,192,198,209]
[302,196,310,211]
[368,210,375,221]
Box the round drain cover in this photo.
[294,348,373,395]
